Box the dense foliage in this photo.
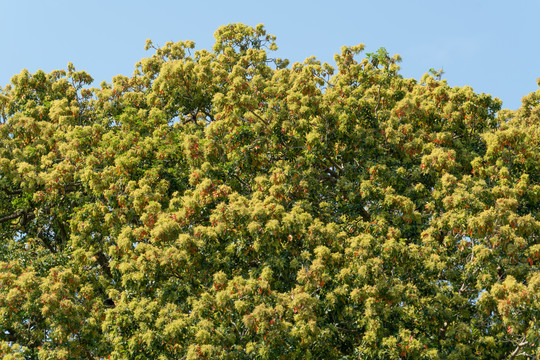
[1,24,539,359]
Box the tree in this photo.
[0,23,539,359]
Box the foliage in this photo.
[0,23,539,359]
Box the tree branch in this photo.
[0,210,25,224]
[247,110,269,126]
[0,187,23,196]
[201,109,215,123]
[325,156,344,173]
[95,251,113,279]
[55,217,70,248]
[231,172,250,192]
[40,236,57,254]
[0,208,35,226]
[508,337,529,360]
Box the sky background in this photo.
[1,0,538,110]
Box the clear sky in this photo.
[1,0,538,110]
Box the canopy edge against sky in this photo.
[1,0,538,110]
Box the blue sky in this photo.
[1,0,538,110]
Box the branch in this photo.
[325,155,344,173]
[231,172,249,191]
[20,209,36,227]
[55,217,70,247]
[95,251,113,279]
[508,337,529,360]
[201,109,215,123]
[0,208,35,226]
[0,210,25,224]
[0,187,23,196]
[247,110,270,126]
[39,236,57,254]
[30,223,57,254]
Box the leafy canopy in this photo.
[0,23,539,359]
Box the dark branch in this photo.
[55,218,70,247]
[95,251,113,279]
[40,236,57,254]
[0,210,25,224]
[201,109,215,123]
[231,172,250,192]
[20,209,36,227]
[0,208,37,226]
[0,187,23,196]
[326,156,344,173]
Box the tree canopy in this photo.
[0,23,539,359]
